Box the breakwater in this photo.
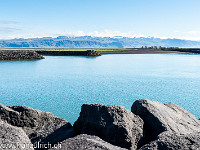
[160,47,200,53]
[0,50,44,60]
[0,99,199,150]
[36,50,101,56]
[176,48,200,53]
[0,50,101,61]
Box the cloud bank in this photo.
[1,30,200,41]
[65,30,146,38]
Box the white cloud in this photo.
[187,30,200,35]
[1,29,200,41]
[0,30,147,40]
[171,30,200,41]
[65,30,146,38]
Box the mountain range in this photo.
[1,36,200,48]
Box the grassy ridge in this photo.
[0,48,138,51]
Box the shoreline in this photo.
[36,49,190,56]
[0,49,196,60]
[99,49,188,54]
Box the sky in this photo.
[0,0,200,40]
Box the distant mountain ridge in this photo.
[1,36,200,48]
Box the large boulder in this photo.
[131,99,200,142]
[140,131,200,150]
[0,103,74,145]
[49,134,127,150]
[73,104,144,150]
[0,120,33,150]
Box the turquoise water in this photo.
[0,54,200,123]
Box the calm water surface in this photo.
[0,54,200,123]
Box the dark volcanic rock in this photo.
[0,120,33,150]
[131,99,200,143]
[41,123,74,145]
[140,131,200,150]
[49,134,127,150]
[86,50,101,56]
[36,50,101,56]
[0,103,73,145]
[0,50,44,60]
[74,104,144,150]
[1,99,199,150]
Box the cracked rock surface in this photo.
[140,131,200,150]
[132,99,200,149]
[49,134,127,150]
[74,104,144,150]
[0,120,33,150]
[0,99,199,150]
[0,103,73,145]
[131,99,200,141]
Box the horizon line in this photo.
[1,35,200,42]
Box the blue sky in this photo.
[0,0,200,40]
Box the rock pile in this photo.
[86,50,101,56]
[0,99,199,150]
[0,50,44,60]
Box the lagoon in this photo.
[0,54,200,123]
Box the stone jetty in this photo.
[36,50,101,56]
[0,50,44,60]
[0,99,199,150]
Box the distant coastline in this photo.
[1,36,200,48]
[99,48,188,54]
[0,48,199,60]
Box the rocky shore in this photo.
[0,99,199,150]
[36,50,101,56]
[0,50,44,60]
